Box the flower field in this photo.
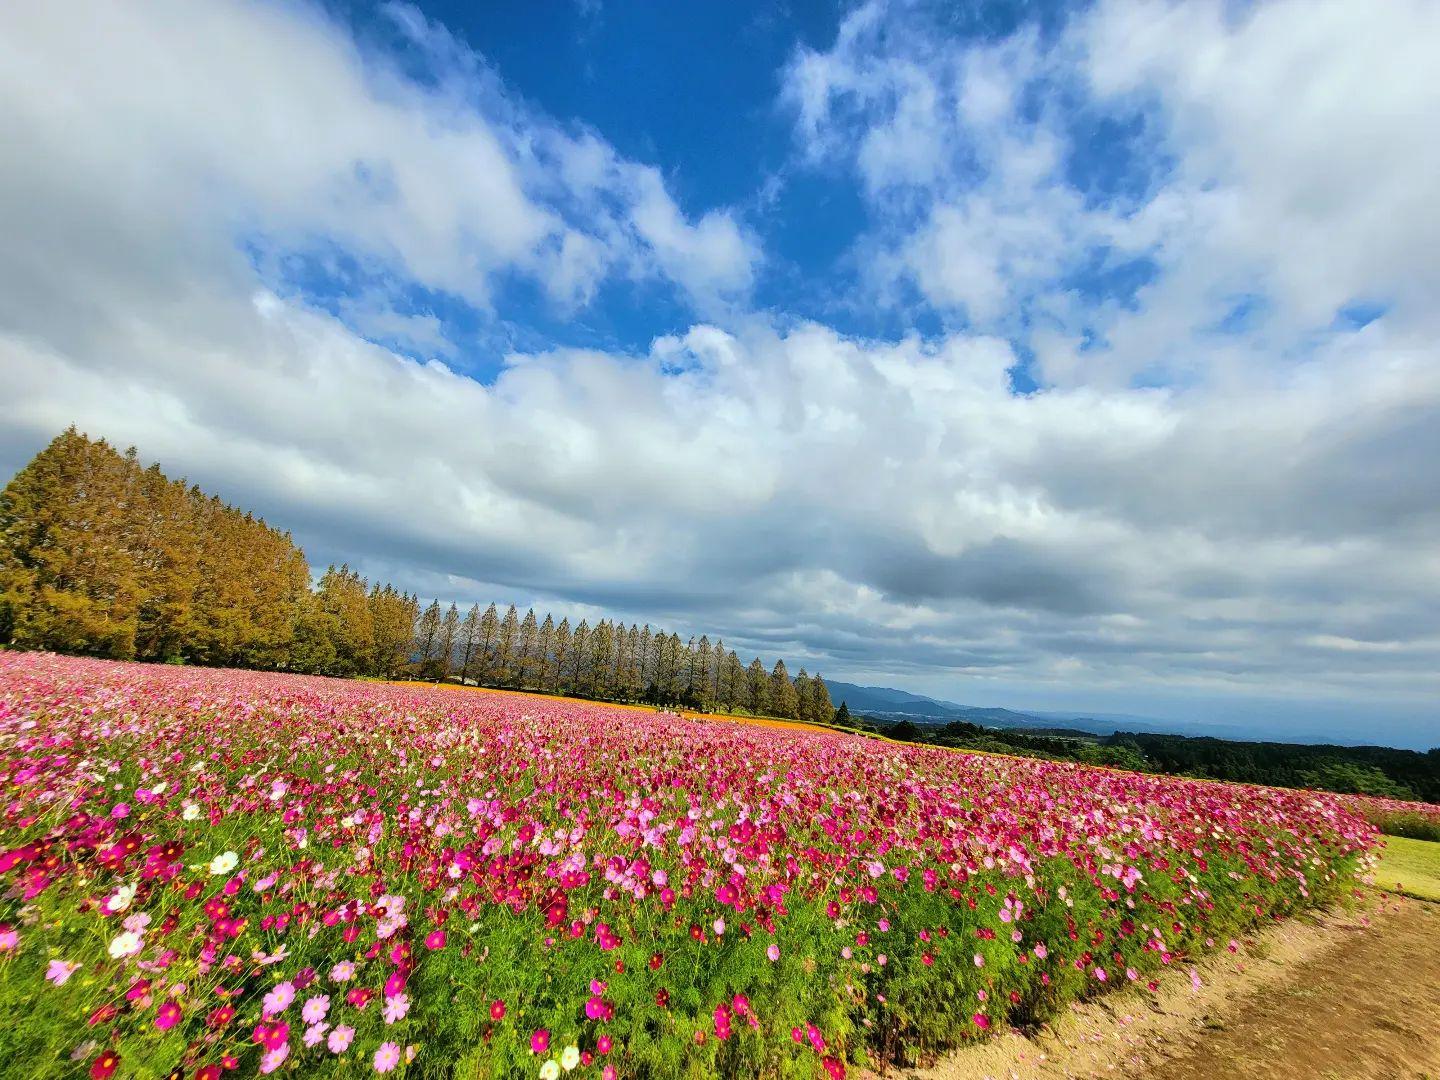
[0,653,1380,1079]
[1346,794,1440,842]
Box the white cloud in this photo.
[1067,0,1440,379]
[781,9,1111,329]
[1,0,1438,740]
[781,0,1440,385]
[0,0,757,332]
[5,279,1438,715]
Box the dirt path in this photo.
[900,893,1440,1080]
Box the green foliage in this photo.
[1297,761,1415,799]
[1370,835,1440,900]
[1115,731,1440,803]
[0,428,306,666]
[1363,811,1440,843]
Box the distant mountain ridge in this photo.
[821,679,1077,728]
[821,679,1201,738]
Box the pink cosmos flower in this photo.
[46,959,81,986]
[253,1022,289,1051]
[328,1025,355,1054]
[531,1029,550,1054]
[374,1042,401,1073]
[262,981,295,1016]
[304,1023,329,1048]
[766,943,780,962]
[382,993,410,1025]
[155,1002,182,1030]
[259,1043,289,1074]
[301,995,330,1024]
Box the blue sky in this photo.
[289,0,1170,370]
[2,0,1439,747]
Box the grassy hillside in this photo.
[1372,836,1440,902]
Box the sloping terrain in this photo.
[906,883,1440,1079]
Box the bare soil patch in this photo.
[890,892,1440,1080]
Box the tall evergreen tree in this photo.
[0,429,142,656]
[745,658,769,715]
[518,608,539,686]
[457,603,482,683]
[436,602,460,679]
[638,624,656,690]
[588,619,614,698]
[726,650,745,711]
[414,600,442,678]
[317,565,374,676]
[664,633,685,702]
[768,659,799,719]
[537,613,556,690]
[496,604,519,685]
[475,603,500,683]
[623,623,643,699]
[369,586,417,678]
[550,617,571,693]
[809,672,835,725]
[691,635,712,709]
[570,620,590,693]
[289,589,338,674]
[132,463,201,661]
[794,667,815,724]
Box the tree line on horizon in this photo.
[0,428,836,721]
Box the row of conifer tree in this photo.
[0,428,836,720]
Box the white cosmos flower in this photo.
[208,851,239,876]
[560,1046,580,1071]
[182,803,201,821]
[105,883,137,913]
[108,930,143,959]
[539,1062,560,1080]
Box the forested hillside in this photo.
[856,717,1440,810]
[0,428,834,718]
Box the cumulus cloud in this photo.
[0,0,758,334]
[782,0,1440,385]
[782,10,1109,328]
[1,0,1437,742]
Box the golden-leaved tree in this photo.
[1,427,822,717]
